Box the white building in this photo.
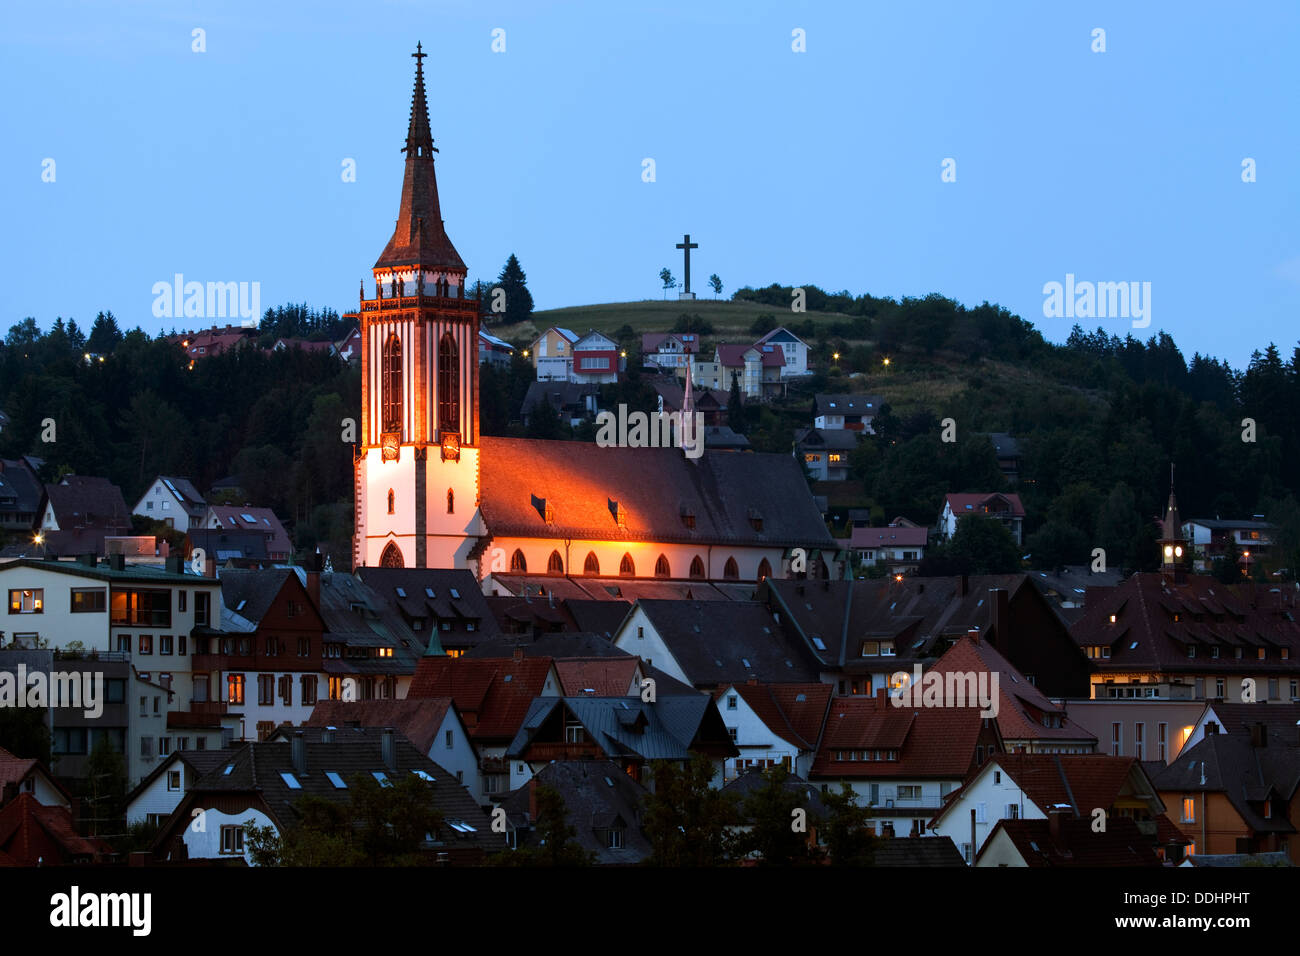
[132,476,207,531]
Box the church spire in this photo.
[1159,463,1187,579]
[374,42,465,274]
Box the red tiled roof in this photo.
[0,793,109,865]
[716,344,785,368]
[731,682,833,751]
[305,698,454,755]
[811,694,984,779]
[556,658,640,697]
[0,747,39,792]
[849,526,929,549]
[408,656,556,742]
[988,753,1142,817]
[983,816,1161,867]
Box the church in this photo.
[352,47,840,592]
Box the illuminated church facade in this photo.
[354,47,841,591]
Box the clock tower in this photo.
[354,43,482,570]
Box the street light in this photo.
[832,352,840,362]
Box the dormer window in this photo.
[610,499,627,528]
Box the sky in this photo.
[2,0,1297,370]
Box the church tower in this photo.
[1158,464,1188,582]
[354,44,481,570]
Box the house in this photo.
[0,746,70,808]
[405,652,563,798]
[269,337,338,357]
[1027,565,1124,624]
[756,327,810,377]
[206,567,327,741]
[354,567,499,657]
[204,506,293,560]
[1069,572,1300,704]
[38,475,131,557]
[0,457,44,533]
[871,837,967,866]
[929,753,1165,863]
[650,380,730,427]
[795,428,859,481]
[173,324,258,362]
[555,657,645,697]
[1063,698,1206,766]
[570,330,621,384]
[301,699,483,802]
[714,343,785,400]
[478,329,514,367]
[499,759,653,862]
[1182,518,1278,572]
[0,793,112,865]
[761,574,1091,700]
[1181,852,1292,867]
[702,426,751,452]
[809,691,1002,840]
[975,815,1162,867]
[1182,701,1300,753]
[519,381,599,428]
[724,769,828,860]
[1151,720,1300,860]
[335,326,362,364]
[151,731,502,864]
[812,393,883,432]
[850,522,928,572]
[503,694,738,791]
[939,493,1026,546]
[612,600,820,690]
[125,748,238,826]
[987,433,1022,484]
[716,681,833,781]
[641,332,700,371]
[132,476,207,531]
[529,326,579,381]
[184,529,269,565]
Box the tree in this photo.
[492,254,534,326]
[731,766,816,865]
[821,783,878,865]
[727,372,745,434]
[749,313,777,338]
[708,274,723,298]
[495,784,595,866]
[659,268,675,300]
[86,311,123,354]
[1025,520,1090,570]
[526,394,565,440]
[642,754,738,866]
[80,734,127,836]
[1212,534,1242,583]
[948,514,1022,573]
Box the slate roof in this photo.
[728,682,833,751]
[469,630,626,660]
[813,394,883,417]
[849,525,929,549]
[811,694,988,779]
[1184,518,1278,531]
[0,793,111,864]
[206,506,293,556]
[793,427,860,451]
[0,458,43,518]
[506,696,736,762]
[520,381,599,419]
[723,769,829,822]
[634,599,820,687]
[355,567,498,642]
[124,748,239,807]
[219,568,294,627]
[1069,573,1300,674]
[191,737,500,853]
[500,760,653,865]
[981,816,1162,866]
[987,433,1021,459]
[407,655,558,742]
[186,529,268,562]
[314,571,425,668]
[477,436,836,549]
[43,475,130,530]
[717,344,785,368]
[1151,728,1300,834]
[871,836,968,867]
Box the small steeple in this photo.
[1159,463,1187,579]
[1160,463,1182,541]
[403,43,436,160]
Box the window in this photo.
[139,634,153,654]
[727,694,737,710]
[1182,795,1196,824]
[1158,722,1167,761]
[547,550,563,575]
[619,553,635,577]
[445,730,454,749]
[117,633,130,653]
[195,592,210,626]
[584,552,600,575]
[437,333,459,432]
[1135,723,1145,760]
[447,488,454,514]
[258,674,274,705]
[300,675,317,706]
[1215,678,1225,698]
[689,555,705,580]
[159,737,171,757]
[387,489,395,514]
[757,558,771,581]
[897,785,921,800]
[178,590,187,612]
[70,588,106,613]
[723,557,739,580]
[298,637,310,657]
[227,674,245,704]
[564,721,585,744]
[728,727,738,742]
[654,555,670,578]
[382,333,402,432]
[8,589,43,614]
[265,636,280,656]
[510,549,527,573]
[1111,722,1121,757]
[160,635,173,655]
[112,589,171,627]
[1007,804,1019,819]
[141,737,153,758]
[607,829,624,849]
[220,825,244,855]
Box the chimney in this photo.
[306,552,321,610]
[78,552,96,567]
[322,726,335,744]
[165,555,184,574]
[108,553,126,571]
[1048,807,1067,844]
[291,731,306,773]
[1250,722,1267,748]
[513,647,525,663]
[381,727,396,770]
[988,588,1009,646]
[960,574,969,597]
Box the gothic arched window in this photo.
[584,552,600,575]
[655,554,671,578]
[387,489,395,514]
[382,333,402,433]
[757,558,772,581]
[447,488,454,514]
[438,333,459,433]
[510,549,527,573]
[689,555,705,580]
[619,553,635,577]
[723,557,739,580]
[547,550,564,575]
[380,542,404,568]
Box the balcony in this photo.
[360,293,480,316]
[522,742,604,762]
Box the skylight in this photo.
[240,513,257,523]
[503,674,513,682]
[326,772,347,789]
[411,770,436,782]
[812,637,827,651]
[223,764,234,775]
[236,599,247,611]
[372,772,393,787]
[280,772,302,789]
[741,658,751,667]
[425,587,435,598]
[795,693,806,702]
[450,588,461,599]
[395,587,407,598]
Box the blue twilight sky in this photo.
[1,0,1297,369]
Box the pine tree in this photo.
[492,254,534,325]
[728,372,745,434]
